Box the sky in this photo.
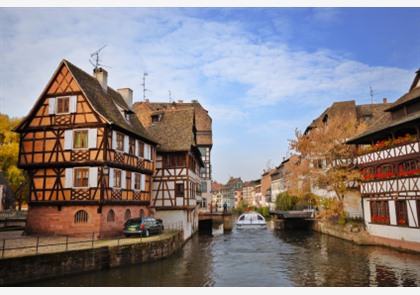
[1,3,420,184]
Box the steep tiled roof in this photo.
[63,60,156,144]
[305,100,389,136]
[212,182,223,192]
[348,71,420,144]
[133,100,212,146]
[145,108,195,152]
[223,177,243,189]
[305,100,357,133]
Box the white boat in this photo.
[236,212,267,229]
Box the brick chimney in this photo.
[383,98,388,104]
[93,68,108,92]
[118,88,133,108]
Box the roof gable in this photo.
[15,59,156,144]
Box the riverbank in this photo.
[312,220,420,254]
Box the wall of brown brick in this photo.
[25,205,153,238]
[0,231,183,286]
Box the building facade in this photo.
[348,70,420,243]
[133,104,204,240]
[14,60,158,238]
[133,100,213,212]
[304,100,390,217]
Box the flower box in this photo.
[357,134,417,155]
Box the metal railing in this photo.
[0,210,28,219]
[0,221,183,259]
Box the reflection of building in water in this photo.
[367,249,420,286]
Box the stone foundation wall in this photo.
[0,231,183,286]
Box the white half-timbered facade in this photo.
[348,69,420,244]
[134,106,204,240]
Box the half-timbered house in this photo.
[13,59,158,238]
[347,70,420,244]
[304,100,390,217]
[133,106,204,239]
[133,100,213,212]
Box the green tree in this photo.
[275,191,298,211]
[0,113,28,209]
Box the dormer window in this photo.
[363,115,372,121]
[151,115,160,123]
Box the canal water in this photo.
[22,221,420,287]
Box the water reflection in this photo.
[22,222,420,287]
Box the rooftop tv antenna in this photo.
[369,83,375,104]
[89,45,110,71]
[141,73,148,101]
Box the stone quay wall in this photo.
[0,231,184,286]
[312,220,420,254]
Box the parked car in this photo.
[123,217,164,237]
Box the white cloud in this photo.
[1,7,417,183]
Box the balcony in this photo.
[356,136,419,166]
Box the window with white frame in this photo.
[49,96,77,115]
[57,97,70,114]
[64,129,97,150]
[116,132,124,152]
[73,130,88,149]
[134,173,141,190]
[113,169,122,188]
[74,168,89,188]
[65,167,98,188]
[132,173,146,191]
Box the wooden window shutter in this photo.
[89,167,98,187]
[69,96,77,113]
[64,130,73,150]
[109,168,114,187]
[140,174,146,191]
[88,129,97,149]
[112,131,116,150]
[124,136,129,153]
[144,143,151,160]
[135,140,139,157]
[121,170,126,189]
[131,173,135,190]
[65,168,73,188]
[49,97,56,115]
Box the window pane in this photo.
[73,130,88,149]
[116,133,124,151]
[56,97,70,113]
[114,170,121,188]
[74,168,89,187]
